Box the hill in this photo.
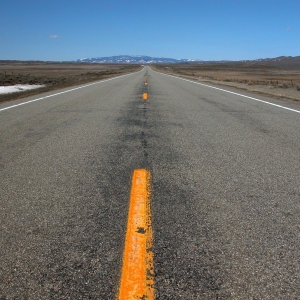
[76,55,300,68]
[76,55,196,64]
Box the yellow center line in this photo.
[118,169,154,300]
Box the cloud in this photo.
[49,35,60,39]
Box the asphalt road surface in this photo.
[1,67,299,299]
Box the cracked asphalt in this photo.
[1,67,299,299]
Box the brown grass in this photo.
[152,63,300,102]
[0,62,142,103]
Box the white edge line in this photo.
[0,67,146,113]
[150,67,300,114]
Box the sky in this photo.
[1,0,299,61]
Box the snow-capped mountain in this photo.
[76,55,197,64]
[75,55,300,67]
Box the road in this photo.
[1,66,299,299]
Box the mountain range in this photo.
[241,55,300,67]
[75,55,300,67]
[76,55,197,64]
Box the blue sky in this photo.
[1,0,299,61]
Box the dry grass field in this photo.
[2,61,300,103]
[0,61,142,103]
[152,63,300,102]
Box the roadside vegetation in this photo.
[0,62,142,103]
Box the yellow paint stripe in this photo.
[143,92,148,100]
[119,169,154,300]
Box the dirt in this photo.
[0,62,142,103]
[152,63,300,102]
[2,61,300,104]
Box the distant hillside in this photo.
[1,55,299,67]
[76,55,197,64]
[75,55,300,67]
[240,56,300,68]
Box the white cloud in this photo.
[49,35,60,39]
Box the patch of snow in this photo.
[0,84,45,95]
